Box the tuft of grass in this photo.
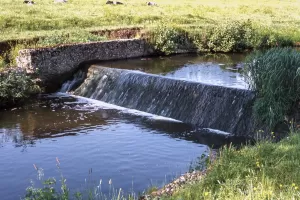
[24,159,137,200]
[244,48,300,129]
[163,131,300,200]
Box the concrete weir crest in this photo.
[17,39,256,137]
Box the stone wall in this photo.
[16,39,155,91]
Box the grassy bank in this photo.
[1,0,300,67]
[163,131,300,200]
[1,0,300,42]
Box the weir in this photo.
[66,65,257,137]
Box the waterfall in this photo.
[65,65,256,137]
[59,70,86,93]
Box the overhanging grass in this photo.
[164,132,300,200]
[1,0,300,42]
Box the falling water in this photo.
[65,66,256,136]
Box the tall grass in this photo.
[245,48,300,129]
[24,159,137,200]
[164,132,300,200]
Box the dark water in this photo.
[98,53,248,89]
[0,94,210,200]
[0,54,249,199]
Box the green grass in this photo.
[1,0,300,42]
[1,0,300,66]
[163,131,300,200]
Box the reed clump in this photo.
[245,48,300,129]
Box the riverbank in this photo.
[1,0,300,69]
[160,131,300,200]
[23,131,300,200]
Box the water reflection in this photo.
[97,53,248,89]
[0,94,251,150]
[0,94,210,200]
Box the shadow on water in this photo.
[0,94,253,149]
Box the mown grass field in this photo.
[1,0,300,42]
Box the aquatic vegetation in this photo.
[24,157,137,200]
[245,48,300,129]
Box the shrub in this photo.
[192,21,294,53]
[0,69,40,108]
[193,20,255,52]
[245,48,300,128]
[249,25,294,49]
[149,24,193,55]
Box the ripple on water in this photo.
[0,94,209,200]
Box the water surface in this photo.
[98,53,248,89]
[0,94,209,199]
[0,53,250,199]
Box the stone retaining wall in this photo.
[16,39,155,91]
